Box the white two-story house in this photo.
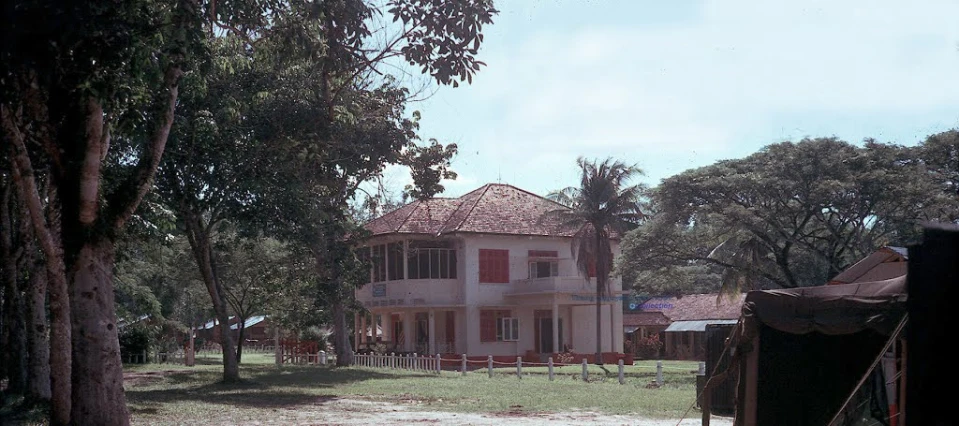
[353,183,625,363]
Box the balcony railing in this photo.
[508,276,595,295]
[356,278,462,307]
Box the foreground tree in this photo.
[0,0,289,422]
[546,158,646,365]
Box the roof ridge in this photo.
[497,183,572,211]
[444,184,493,234]
[394,200,423,233]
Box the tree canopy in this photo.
[621,137,950,295]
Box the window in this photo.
[528,261,559,278]
[371,244,387,282]
[498,317,519,341]
[480,310,517,342]
[367,242,408,282]
[527,249,558,278]
[387,242,403,281]
[479,249,509,283]
[407,240,457,279]
[356,247,371,284]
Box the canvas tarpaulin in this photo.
[727,277,907,426]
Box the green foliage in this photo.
[115,236,210,328]
[118,324,155,363]
[622,137,948,293]
[545,157,647,293]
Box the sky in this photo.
[379,0,959,199]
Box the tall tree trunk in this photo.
[0,181,27,394]
[1,267,27,395]
[1,183,27,394]
[184,219,239,382]
[25,260,51,402]
[17,182,52,403]
[594,281,602,365]
[331,300,352,367]
[594,233,605,366]
[6,106,72,425]
[68,241,128,425]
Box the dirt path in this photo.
[247,397,734,426]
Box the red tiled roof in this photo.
[624,312,671,327]
[630,293,745,322]
[364,184,575,237]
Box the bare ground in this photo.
[227,397,734,426]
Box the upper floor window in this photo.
[369,242,404,283]
[528,250,559,279]
[479,249,509,283]
[408,240,457,279]
[529,261,559,279]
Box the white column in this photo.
[383,312,392,347]
[403,311,414,351]
[609,301,615,353]
[354,313,361,352]
[551,301,560,354]
[360,314,367,347]
[614,297,624,352]
[428,309,436,355]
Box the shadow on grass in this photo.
[126,366,438,410]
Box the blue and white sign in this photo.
[372,283,386,298]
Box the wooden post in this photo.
[702,384,712,426]
[618,359,625,385]
[187,326,195,367]
[516,357,523,379]
[582,358,588,381]
[413,353,418,371]
[656,360,664,386]
[435,354,441,375]
[461,354,467,376]
[488,355,494,378]
[548,357,554,381]
[699,361,706,375]
[390,352,395,369]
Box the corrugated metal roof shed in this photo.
[665,319,739,332]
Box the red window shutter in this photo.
[480,310,495,342]
[588,258,597,278]
[479,249,509,283]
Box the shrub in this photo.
[635,334,663,359]
[556,349,576,364]
[119,324,154,363]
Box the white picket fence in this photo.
[352,353,442,374]
[351,352,704,387]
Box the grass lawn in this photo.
[123,351,705,425]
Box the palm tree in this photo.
[545,157,646,365]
